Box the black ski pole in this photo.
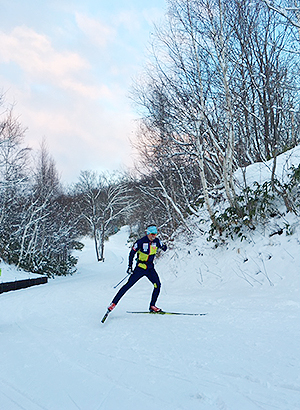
[113,274,129,289]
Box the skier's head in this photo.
[146,225,158,238]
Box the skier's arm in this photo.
[128,239,140,268]
[128,248,136,268]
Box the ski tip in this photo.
[101,310,110,323]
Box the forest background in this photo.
[1,0,300,276]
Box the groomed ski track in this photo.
[0,226,299,410]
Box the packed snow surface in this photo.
[0,222,299,410]
[1,147,300,410]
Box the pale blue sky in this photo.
[0,0,167,182]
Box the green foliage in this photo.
[284,223,294,236]
[207,171,299,244]
[72,241,85,251]
[290,164,300,184]
[18,253,78,277]
[1,239,82,277]
[208,181,275,241]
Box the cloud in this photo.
[115,10,141,33]
[75,13,116,48]
[0,26,92,96]
[0,1,167,183]
[20,99,137,183]
[0,23,136,183]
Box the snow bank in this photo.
[235,145,300,188]
[0,262,43,283]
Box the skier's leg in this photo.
[147,268,161,307]
[111,268,144,305]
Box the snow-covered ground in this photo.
[0,221,299,410]
[0,147,300,410]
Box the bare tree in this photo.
[0,107,31,260]
[74,171,133,261]
[16,142,60,266]
[262,0,300,37]
[131,0,300,230]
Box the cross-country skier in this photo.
[107,224,167,313]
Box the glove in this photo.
[161,244,167,252]
[127,266,133,275]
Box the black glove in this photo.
[161,244,167,252]
[127,266,133,275]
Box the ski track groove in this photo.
[0,377,50,410]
